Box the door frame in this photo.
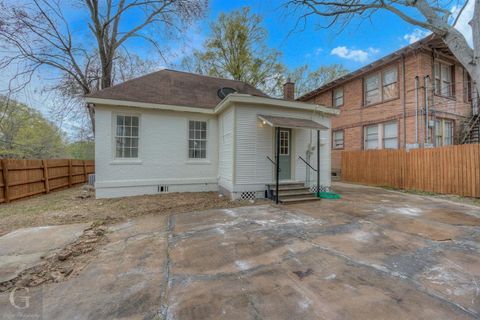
[274,127,295,181]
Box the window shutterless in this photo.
[115,115,139,158]
[188,120,207,159]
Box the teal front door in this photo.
[278,128,291,180]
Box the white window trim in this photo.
[334,87,344,108]
[112,113,141,161]
[333,130,344,149]
[279,129,290,156]
[187,119,209,161]
[364,121,399,150]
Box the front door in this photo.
[278,128,291,180]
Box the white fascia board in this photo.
[86,94,339,116]
[85,97,214,114]
[214,94,339,116]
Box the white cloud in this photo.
[403,29,431,44]
[330,46,379,62]
[305,47,323,58]
[451,0,474,47]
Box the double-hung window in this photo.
[383,121,398,149]
[188,120,207,159]
[365,74,381,106]
[115,115,139,158]
[364,125,379,150]
[434,61,454,97]
[435,119,454,146]
[364,66,399,106]
[333,87,344,108]
[333,130,344,149]
[382,67,398,100]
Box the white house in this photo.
[86,69,339,203]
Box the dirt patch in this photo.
[0,186,269,236]
[0,222,108,292]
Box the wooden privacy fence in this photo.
[341,144,480,198]
[0,159,95,203]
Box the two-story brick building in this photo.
[297,35,478,177]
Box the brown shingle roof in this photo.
[87,69,269,109]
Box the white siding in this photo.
[233,104,331,195]
[95,105,219,198]
[218,107,234,191]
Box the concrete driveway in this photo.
[1,183,479,319]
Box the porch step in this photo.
[267,182,320,204]
[280,195,320,204]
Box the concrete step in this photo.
[273,187,311,195]
[280,195,320,204]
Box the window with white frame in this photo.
[279,130,290,155]
[334,87,344,107]
[365,74,381,106]
[333,130,344,149]
[382,67,398,100]
[364,124,379,150]
[364,66,399,106]
[188,120,207,159]
[435,119,454,146]
[115,115,139,158]
[383,121,398,149]
[434,61,454,97]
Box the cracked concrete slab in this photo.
[0,182,479,319]
[0,223,89,283]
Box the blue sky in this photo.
[0,0,474,134]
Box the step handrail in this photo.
[266,156,281,172]
[298,155,317,172]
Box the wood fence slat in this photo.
[2,160,10,203]
[341,145,479,198]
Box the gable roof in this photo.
[297,34,452,101]
[87,69,269,109]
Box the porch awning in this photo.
[258,114,329,130]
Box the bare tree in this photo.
[0,0,207,133]
[285,0,479,96]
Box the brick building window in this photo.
[333,87,344,107]
[364,125,379,149]
[333,130,344,149]
[383,121,398,149]
[435,119,454,146]
[434,61,454,97]
[364,65,399,106]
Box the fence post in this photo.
[68,159,72,187]
[42,160,50,193]
[2,160,10,203]
[83,160,88,183]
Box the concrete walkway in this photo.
[1,183,479,319]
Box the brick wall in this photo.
[304,50,473,172]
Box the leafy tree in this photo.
[0,0,208,133]
[0,96,68,158]
[67,141,95,160]
[285,0,480,98]
[288,64,349,98]
[181,7,286,96]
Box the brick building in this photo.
[297,35,478,176]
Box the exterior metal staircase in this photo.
[267,182,320,204]
[461,114,480,144]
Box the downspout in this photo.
[414,76,419,145]
[317,130,320,197]
[424,75,431,145]
[275,127,280,204]
[402,54,407,148]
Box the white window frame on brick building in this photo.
[364,121,398,150]
[435,119,454,147]
[333,87,344,108]
[364,65,399,106]
[332,130,344,149]
[434,61,454,98]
